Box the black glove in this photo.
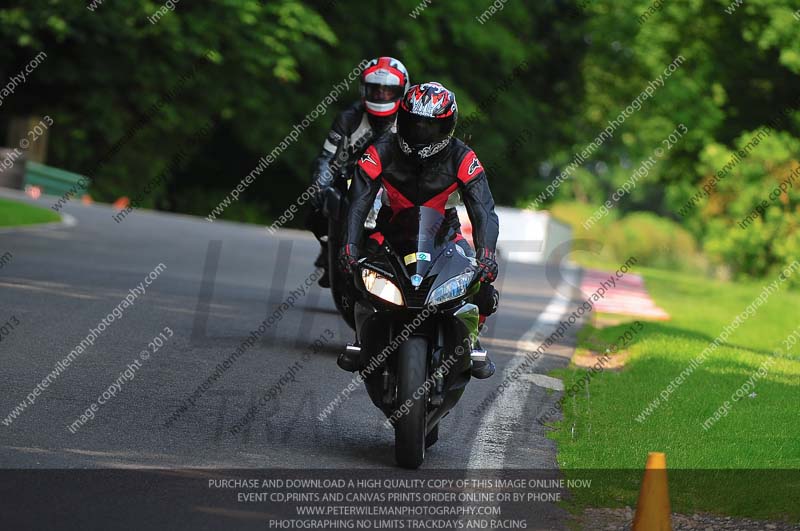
[310,177,333,211]
[339,244,360,275]
[310,187,325,211]
[476,248,498,283]
[474,283,500,316]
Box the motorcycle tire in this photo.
[394,336,429,469]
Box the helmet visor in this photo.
[364,83,404,103]
[397,111,449,145]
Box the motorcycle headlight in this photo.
[361,269,405,306]
[426,271,475,306]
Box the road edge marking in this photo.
[467,266,580,469]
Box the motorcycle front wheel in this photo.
[394,336,429,469]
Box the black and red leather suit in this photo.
[344,135,499,268]
[308,102,463,240]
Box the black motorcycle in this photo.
[346,206,484,468]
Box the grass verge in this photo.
[0,198,61,227]
[549,265,800,522]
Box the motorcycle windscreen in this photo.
[385,207,452,278]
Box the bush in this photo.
[606,212,699,270]
[549,201,618,242]
[548,202,701,270]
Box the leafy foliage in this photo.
[548,0,799,281]
[1,1,797,282]
[700,131,800,285]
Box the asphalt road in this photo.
[0,188,584,530]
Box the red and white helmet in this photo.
[360,56,410,117]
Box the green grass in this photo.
[0,198,60,227]
[549,265,800,522]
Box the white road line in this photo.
[467,267,579,469]
[519,373,564,391]
[62,213,77,227]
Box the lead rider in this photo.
[339,82,500,379]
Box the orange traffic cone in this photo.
[632,452,672,531]
[81,194,93,205]
[112,196,130,210]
